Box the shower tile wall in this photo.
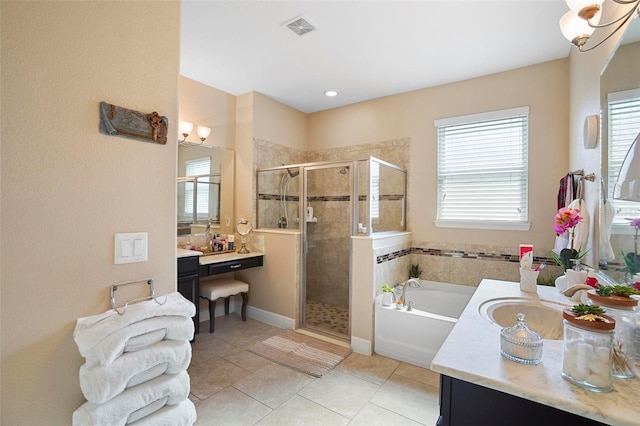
[254,138,305,228]
[374,241,412,295]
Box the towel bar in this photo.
[110,278,167,315]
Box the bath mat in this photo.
[248,330,351,378]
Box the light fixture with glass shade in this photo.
[178,121,212,147]
[559,0,639,52]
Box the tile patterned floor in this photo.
[304,300,349,336]
[189,314,441,425]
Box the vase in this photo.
[381,292,394,306]
[565,269,588,287]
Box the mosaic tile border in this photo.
[376,246,557,265]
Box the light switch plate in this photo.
[115,232,148,264]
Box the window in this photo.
[185,157,211,220]
[607,88,640,227]
[370,160,380,220]
[435,107,530,230]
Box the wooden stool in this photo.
[199,278,249,333]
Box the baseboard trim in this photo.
[247,305,295,329]
[350,336,372,355]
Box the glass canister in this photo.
[562,309,615,393]
[500,313,543,364]
[587,291,638,378]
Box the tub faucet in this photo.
[400,278,421,307]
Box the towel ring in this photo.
[110,278,167,315]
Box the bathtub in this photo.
[374,280,476,368]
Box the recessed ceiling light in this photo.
[324,90,338,97]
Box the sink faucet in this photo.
[399,278,421,307]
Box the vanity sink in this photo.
[478,297,569,340]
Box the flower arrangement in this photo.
[620,218,640,277]
[551,207,587,271]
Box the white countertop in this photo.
[431,279,640,426]
[177,248,264,264]
[197,251,264,265]
[176,248,203,258]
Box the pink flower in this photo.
[554,207,582,234]
[630,218,640,229]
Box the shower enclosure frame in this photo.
[255,157,407,339]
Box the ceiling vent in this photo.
[283,15,316,36]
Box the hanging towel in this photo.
[557,173,577,210]
[567,198,589,252]
[74,292,194,362]
[72,371,190,426]
[599,199,616,261]
[129,399,197,426]
[78,315,194,368]
[79,339,192,404]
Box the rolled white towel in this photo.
[72,371,190,426]
[129,399,197,426]
[80,315,194,368]
[74,292,195,356]
[80,340,192,404]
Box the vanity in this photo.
[431,279,640,426]
[177,248,263,335]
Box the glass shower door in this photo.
[302,163,353,339]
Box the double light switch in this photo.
[115,232,148,264]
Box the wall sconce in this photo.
[614,132,640,201]
[178,121,212,147]
[559,0,639,52]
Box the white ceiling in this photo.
[180,1,571,114]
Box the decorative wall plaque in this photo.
[99,101,168,145]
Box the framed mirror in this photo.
[177,145,234,237]
[599,16,640,283]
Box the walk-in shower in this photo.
[256,157,407,339]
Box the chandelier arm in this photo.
[579,12,635,52]
[587,3,638,29]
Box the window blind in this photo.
[370,160,380,219]
[607,89,640,225]
[435,107,529,228]
[185,157,211,217]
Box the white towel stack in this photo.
[72,292,197,426]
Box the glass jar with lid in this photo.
[562,309,615,393]
[587,290,638,378]
[500,313,543,364]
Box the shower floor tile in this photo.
[304,300,349,336]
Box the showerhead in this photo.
[286,168,300,178]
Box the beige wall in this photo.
[179,76,236,151]
[0,1,180,423]
[309,59,570,252]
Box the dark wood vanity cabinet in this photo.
[437,375,605,426]
[198,255,263,277]
[177,256,199,335]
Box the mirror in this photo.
[599,16,640,283]
[177,145,234,237]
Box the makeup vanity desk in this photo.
[176,248,264,335]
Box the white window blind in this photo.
[370,160,380,220]
[185,157,211,218]
[435,107,529,230]
[607,89,640,226]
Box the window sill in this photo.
[434,220,531,231]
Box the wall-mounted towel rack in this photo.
[571,169,596,181]
[110,278,167,315]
